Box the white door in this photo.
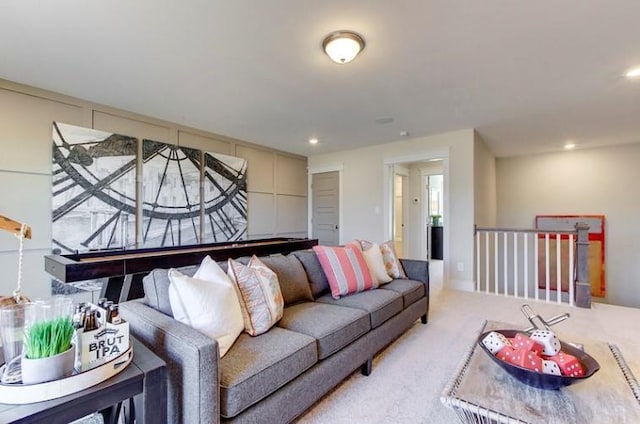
[393,173,408,257]
[312,171,339,246]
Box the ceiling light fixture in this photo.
[309,138,319,145]
[564,142,576,150]
[625,66,640,79]
[322,31,365,64]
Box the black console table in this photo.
[0,337,166,424]
[431,226,443,260]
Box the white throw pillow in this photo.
[168,260,243,357]
[361,242,393,285]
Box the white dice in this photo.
[482,331,512,354]
[530,329,562,356]
[542,359,562,375]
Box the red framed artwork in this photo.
[535,215,605,298]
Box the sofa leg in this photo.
[360,358,373,376]
[421,314,428,324]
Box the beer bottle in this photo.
[73,303,87,329]
[107,304,121,324]
[83,309,99,332]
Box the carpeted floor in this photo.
[295,260,640,423]
[296,260,462,423]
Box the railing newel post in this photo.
[575,223,591,308]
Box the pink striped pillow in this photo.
[313,245,375,299]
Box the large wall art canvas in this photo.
[52,122,138,253]
[142,140,201,247]
[202,151,247,242]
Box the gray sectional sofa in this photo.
[120,248,429,423]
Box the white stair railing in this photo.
[474,224,591,308]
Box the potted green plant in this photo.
[21,316,75,384]
[430,214,442,226]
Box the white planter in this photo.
[21,345,75,384]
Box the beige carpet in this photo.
[297,261,462,423]
[296,260,640,423]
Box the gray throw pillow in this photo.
[291,249,330,298]
[259,254,314,305]
[143,264,198,316]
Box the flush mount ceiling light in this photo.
[308,138,319,145]
[322,31,365,64]
[625,66,640,79]
[564,142,576,150]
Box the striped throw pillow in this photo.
[227,256,284,336]
[313,245,375,299]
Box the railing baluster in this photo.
[476,230,481,292]
[534,233,539,301]
[494,232,499,295]
[485,231,490,294]
[556,233,562,304]
[513,232,518,298]
[524,233,529,300]
[568,233,574,306]
[503,232,508,296]
[545,233,550,303]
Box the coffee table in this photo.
[0,337,166,424]
[442,320,640,423]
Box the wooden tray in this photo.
[0,346,133,404]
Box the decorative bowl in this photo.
[477,329,600,390]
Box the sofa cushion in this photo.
[259,254,314,305]
[313,245,375,299]
[292,249,330,298]
[143,264,198,316]
[277,302,370,360]
[220,327,317,418]
[383,279,426,307]
[228,256,284,336]
[315,289,403,329]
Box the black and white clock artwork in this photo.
[52,122,248,254]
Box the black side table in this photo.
[0,337,166,424]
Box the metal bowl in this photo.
[477,329,600,390]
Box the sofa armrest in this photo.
[400,259,430,323]
[400,258,429,287]
[120,300,220,424]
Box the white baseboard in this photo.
[447,279,475,292]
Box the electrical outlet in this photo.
[456,262,464,272]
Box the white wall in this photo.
[496,143,640,308]
[0,78,307,300]
[308,129,476,289]
[474,131,497,227]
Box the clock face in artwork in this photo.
[141,141,247,247]
[51,122,138,253]
[202,151,247,243]
[52,123,248,253]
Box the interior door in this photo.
[393,173,407,257]
[312,171,339,246]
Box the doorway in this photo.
[392,171,408,257]
[425,173,444,260]
[311,171,340,246]
[384,154,448,264]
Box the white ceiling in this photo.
[2,1,639,158]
